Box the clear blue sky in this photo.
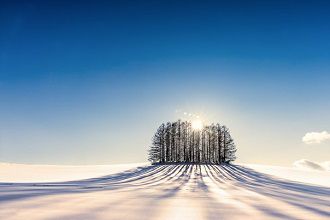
[1,1,329,165]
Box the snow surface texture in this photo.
[0,163,329,220]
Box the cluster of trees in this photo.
[148,120,237,164]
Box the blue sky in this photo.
[1,1,329,165]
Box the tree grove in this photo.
[148,120,237,164]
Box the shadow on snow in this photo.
[0,164,329,218]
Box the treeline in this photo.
[148,120,237,164]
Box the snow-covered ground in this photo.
[244,164,330,187]
[0,162,146,182]
[0,163,329,220]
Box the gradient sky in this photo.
[1,1,329,165]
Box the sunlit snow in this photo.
[0,163,329,220]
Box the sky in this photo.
[1,0,329,165]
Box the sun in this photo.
[192,119,203,130]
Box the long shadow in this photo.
[204,164,329,219]
[0,165,164,202]
[39,165,197,220]
[0,164,194,203]
[1,163,329,220]
[220,165,330,217]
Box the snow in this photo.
[244,163,330,187]
[0,162,146,183]
[293,159,330,172]
[0,163,329,220]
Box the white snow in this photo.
[0,163,329,220]
[245,163,330,187]
[293,159,330,172]
[0,162,146,183]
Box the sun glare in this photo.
[192,119,203,130]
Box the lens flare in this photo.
[192,119,203,130]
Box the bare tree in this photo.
[148,120,237,164]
